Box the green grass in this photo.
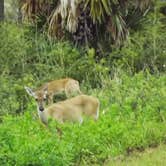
[0,72,166,165]
[105,144,166,166]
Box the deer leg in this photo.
[78,89,83,94]
[94,106,99,121]
[65,88,70,98]
[56,126,63,138]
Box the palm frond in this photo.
[107,13,129,45]
[21,0,50,21]
[21,0,152,45]
[48,0,80,37]
[84,0,111,23]
[47,3,61,38]
[133,0,152,11]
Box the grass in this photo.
[105,144,166,166]
[0,72,166,165]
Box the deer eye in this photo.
[35,98,38,101]
[43,98,47,101]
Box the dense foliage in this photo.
[0,3,165,115]
[0,1,166,165]
[0,23,108,115]
[0,72,166,165]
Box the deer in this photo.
[25,86,100,124]
[25,78,82,105]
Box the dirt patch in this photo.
[104,144,166,166]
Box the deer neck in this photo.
[37,107,48,124]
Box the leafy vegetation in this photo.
[106,9,166,72]
[0,1,166,165]
[0,23,108,115]
[1,2,165,115]
[0,72,166,165]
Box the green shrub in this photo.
[107,5,166,72]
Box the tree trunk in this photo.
[0,0,4,21]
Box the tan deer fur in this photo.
[25,86,100,124]
[26,78,82,105]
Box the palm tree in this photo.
[20,0,152,45]
[0,0,4,21]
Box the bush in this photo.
[107,4,166,72]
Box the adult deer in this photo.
[25,86,99,124]
[25,78,82,105]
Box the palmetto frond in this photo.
[133,0,152,10]
[84,0,111,23]
[48,0,80,37]
[21,0,152,45]
[21,0,50,20]
[107,14,128,44]
[48,2,62,38]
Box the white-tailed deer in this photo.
[25,78,82,105]
[25,86,99,124]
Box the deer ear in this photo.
[43,84,48,95]
[24,86,35,97]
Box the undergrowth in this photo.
[0,72,165,166]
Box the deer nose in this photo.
[39,106,44,112]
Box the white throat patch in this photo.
[37,107,48,124]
